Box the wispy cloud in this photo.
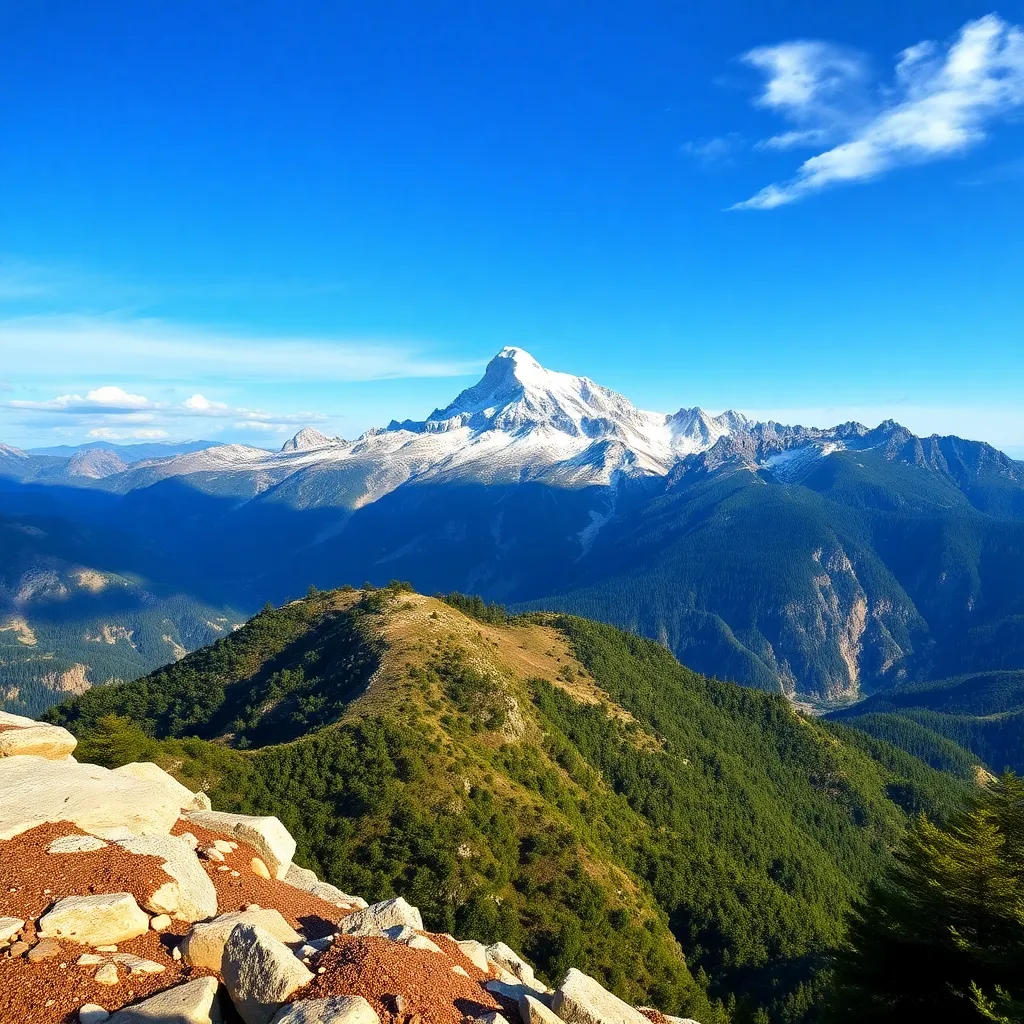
[680,133,745,166]
[0,313,478,383]
[732,13,1024,209]
[7,384,326,437]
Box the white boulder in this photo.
[550,969,651,1024]
[0,916,23,945]
[0,711,77,760]
[112,762,212,811]
[455,938,490,972]
[337,897,422,937]
[487,942,537,987]
[0,756,182,840]
[521,994,564,1024]
[185,810,296,880]
[221,922,314,1024]
[182,909,302,972]
[108,976,223,1023]
[48,834,109,853]
[270,996,380,1024]
[39,892,150,946]
[116,833,218,922]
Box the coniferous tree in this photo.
[827,774,1024,1022]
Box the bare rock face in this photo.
[112,761,212,812]
[337,897,423,937]
[270,995,380,1024]
[0,755,182,840]
[221,922,314,1024]
[116,833,218,922]
[107,976,224,1023]
[185,810,296,880]
[39,892,150,946]
[183,909,303,971]
[551,969,653,1024]
[0,711,78,760]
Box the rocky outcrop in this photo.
[0,755,182,840]
[337,896,422,937]
[0,710,78,759]
[271,995,379,1024]
[185,810,296,880]
[115,833,218,921]
[1,746,702,1024]
[112,761,212,811]
[551,969,654,1024]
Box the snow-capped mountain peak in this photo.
[281,427,344,452]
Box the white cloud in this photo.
[6,384,326,436]
[680,133,745,166]
[183,393,227,412]
[0,314,478,383]
[733,14,1024,209]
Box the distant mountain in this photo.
[27,439,226,461]
[46,584,967,1023]
[2,347,1023,704]
[0,510,241,716]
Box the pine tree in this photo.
[826,774,1024,1022]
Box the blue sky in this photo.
[1,1,1023,455]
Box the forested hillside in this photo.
[831,669,1024,775]
[47,585,968,1024]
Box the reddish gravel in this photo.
[1,817,499,1024]
[295,935,504,1024]
[0,822,213,1024]
[0,724,24,733]
[172,820,346,938]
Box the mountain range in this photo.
[2,345,1023,713]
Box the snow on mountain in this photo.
[280,427,344,452]
[38,347,928,509]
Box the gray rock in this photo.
[476,1014,511,1024]
[221,923,314,1024]
[182,910,302,972]
[116,833,218,922]
[550,969,651,1024]
[48,834,110,854]
[487,942,537,987]
[520,995,564,1024]
[270,995,380,1024]
[78,1005,111,1024]
[485,980,551,1007]
[283,864,365,908]
[0,756,182,840]
[337,897,422,937]
[39,892,150,946]
[108,976,223,1023]
[185,811,296,880]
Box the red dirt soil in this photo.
[294,934,504,1024]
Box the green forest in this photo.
[46,585,991,1024]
